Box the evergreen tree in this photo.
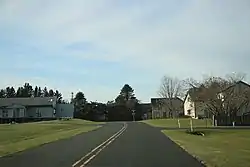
[23,83,33,97]
[16,87,22,97]
[115,84,136,104]
[5,86,16,97]
[38,87,42,97]
[48,89,54,97]
[34,86,39,97]
[43,87,49,97]
[54,90,62,103]
[0,89,6,98]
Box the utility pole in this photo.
[71,92,74,104]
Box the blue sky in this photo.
[0,0,250,102]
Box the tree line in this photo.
[0,82,64,103]
[73,84,141,121]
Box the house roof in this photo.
[0,97,57,107]
[183,87,200,102]
[151,97,183,107]
[139,103,151,107]
[220,80,250,93]
[139,103,151,110]
[183,81,250,102]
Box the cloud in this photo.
[0,0,250,102]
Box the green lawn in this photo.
[163,129,250,167]
[0,119,104,157]
[143,118,212,128]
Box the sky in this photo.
[0,0,250,103]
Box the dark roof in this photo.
[184,87,200,102]
[220,80,250,93]
[139,103,151,106]
[0,97,57,107]
[139,103,151,109]
[151,97,183,107]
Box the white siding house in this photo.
[184,88,206,119]
[184,94,196,118]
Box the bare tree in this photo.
[190,73,250,123]
[158,76,184,118]
[225,72,246,83]
[183,77,200,89]
[219,80,250,123]
[194,76,231,116]
[159,76,183,98]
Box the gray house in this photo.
[0,97,74,123]
[151,97,184,119]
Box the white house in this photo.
[184,88,207,119]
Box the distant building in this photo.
[136,103,152,120]
[151,97,183,119]
[0,97,74,123]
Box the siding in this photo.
[184,94,206,118]
[26,107,55,118]
[0,108,26,118]
[184,94,196,118]
[152,110,162,119]
[221,82,250,116]
[237,104,250,116]
[19,109,25,117]
[1,109,14,118]
[56,104,74,118]
[195,102,206,118]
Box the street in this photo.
[0,122,204,167]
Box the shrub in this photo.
[186,129,205,136]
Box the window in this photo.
[190,103,193,107]
[2,110,8,117]
[36,109,41,117]
[19,109,25,117]
[187,109,191,115]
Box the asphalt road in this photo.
[0,123,123,167]
[0,122,204,167]
[87,122,203,167]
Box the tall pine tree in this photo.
[0,89,6,98]
[48,89,54,97]
[38,87,42,97]
[34,86,39,97]
[16,87,22,97]
[43,87,49,97]
[23,83,33,97]
[54,90,62,103]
